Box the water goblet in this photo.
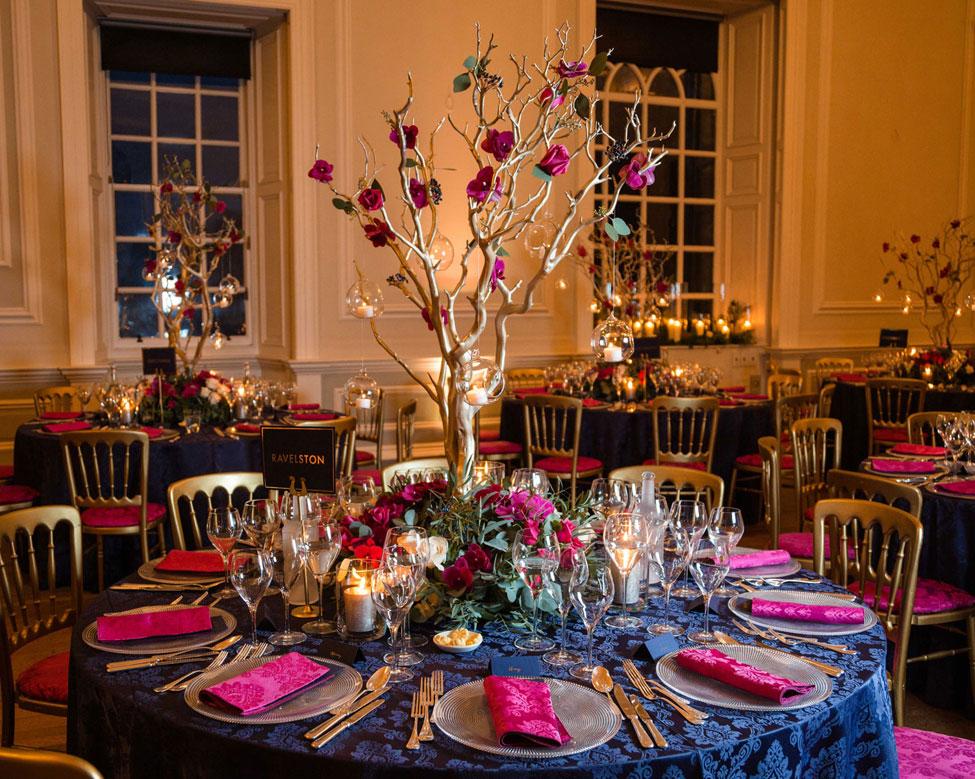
[687,536,730,642]
[647,525,692,635]
[301,516,343,635]
[230,548,273,646]
[542,545,587,667]
[206,507,242,598]
[338,476,377,518]
[372,565,418,683]
[76,384,92,412]
[708,506,744,597]
[383,527,430,659]
[510,468,550,495]
[512,530,560,652]
[604,513,648,628]
[568,561,615,680]
[669,499,708,597]
[588,478,631,534]
[242,499,281,550]
[266,532,307,647]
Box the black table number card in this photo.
[142,347,176,375]
[260,425,337,495]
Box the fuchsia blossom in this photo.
[480,129,515,162]
[620,153,656,190]
[159,182,173,194]
[537,144,571,177]
[389,124,419,150]
[421,307,450,332]
[363,219,395,247]
[577,245,587,257]
[538,86,565,110]
[182,382,200,398]
[192,192,202,203]
[462,542,492,573]
[354,540,383,561]
[910,234,921,244]
[399,479,447,502]
[882,242,890,252]
[214,200,227,214]
[358,188,384,212]
[443,558,473,592]
[230,229,240,244]
[308,159,334,182]
[557,60,588,79]
[409,179,428,209]
[490,258,505,293]
[466,166,503,204]
[167,230,181,244]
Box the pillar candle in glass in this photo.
[336,559,384,641]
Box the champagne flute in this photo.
[687,536,730,642]
[207,507,242,598]
[338,476,377,518]
[568,561,614,680]
[242,499,281,550]
[543,545,587,667]
[512,530,560,652]
[510,468,550,495]
[301,516,343,635]
[670,499,708,597]
[266,532,307,647]
[382,529,430,662]
[647,524,691,635]
[588,478,631,535]
[279,492,323,619]
[708,506,744,597]
[372,565,418,683]
[935,413,954,452]
[230,548,273,646]
[604,512,648,628]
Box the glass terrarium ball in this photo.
[343,372,380,410]
[209,327,225,350]
[142,265,157,283]
[345,279,385,319]
[212,292,232,309]
[591,316,635,363]
[219,275,240,296]
[457,350,505,407]
[966,294,975,311]
[429,233,455,271]
[156,249,174,273]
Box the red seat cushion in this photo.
[351,469,382,486]
[535,456,603,474]
[479,429,501,442]
[873,427,909,442]
[642,459,707,471]
[81,502,167,528]
[0,465,13,479]
[480,440,522,455]
[779,531,856,560]
[354,450,375,462]
[734,453,794,469]
[0,484,39,505]
[849,578,975,615]
[895,726,975,779]
[16,652,69,704]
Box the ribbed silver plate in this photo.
[728,590,877,636]
[432,677,621,758]
[656,643,832,712]
[927,477,975,500]
[729,546,802,578]
[184,655,361,725]
[138,557,223,586]
[82,606,236,655]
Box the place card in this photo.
[631,633,680,662]
[489,655,542,678]
[316,638,364,665]
[261,425,337,494]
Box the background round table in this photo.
[68,573,897,778]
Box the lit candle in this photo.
[923,365,932,378]
[119,398,134,425]
[695,319,706,336]
[357,395,373,409]
[343,573,377,633]
[667,319,682,343]
[624,378,637,401]
[632,319,643,332]
[610,548,642,605]
[356,303,374,318]
[721,324,731,335]
[466,386,489,405]
[604,345,624,363]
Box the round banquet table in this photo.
[68,572,898,778]
[499,397,774,488]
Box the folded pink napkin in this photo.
[288,403,318,410]
[675,648,815,704]
[200,652,332,716]
[725,549,791,569]
[96,605,212,642]
[40,411,83,420]
[483,676,572,748]
[719,398,742,407]
[890,443,944,457]
[514,387,549,397]
[870,458,936,474]
[832,373,868,382]
[936,480,975,496]
[719,386,746,393]
[293,413,337,421]
[235,423,261,433]
[731,393,769,400]
[751,597,865,624]
[0,485,39,504]
[155,549,225,573]
[140,426,164,439]
[581,398,603,407]
[42,421,92,433]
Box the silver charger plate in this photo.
[728,590,877,636]
[82,605,237,655]
[862,461,945,483]
[656,643,832,712]
[927,476,975,500]
[281,413,338,427]
[138,556,223,586]
[184,654,361,725]
[728,546,802,579]
[432,677,621,758]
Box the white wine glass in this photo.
[266,532,307,647]
[589,478,631,533]
[337,476,377,518]
[372,565,418,683]
[687,536,730,642]
[708,506,743,597]
[382,528,430,663]
[207,507,242,598]
[568,561,614,680]
[230,548,273,646]
[512,530,560,652]
[301,516,343,635]
[647,524,691,636]
[510,468,551,495]
[242,499,281,550]
[604,512,648,629]
[670,499,708,597]
[542,545,587,667]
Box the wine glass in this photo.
[568,561,614,680]
[372,565,418,683]
[206,507,242,598]
[338,476,377,518]
[301,516,343,635]
[512,530,560,652]
[265,531,307,647]
[945,418,967,473]
[935,413,954,453]
[510,468,550,495]
[241,499,281,550]
[589,478,631,533]
[708,507,744,597]
[542,545,587,667]
[230,548,273,646]
[635,483,669,599]
[604,512,648,629]
[278,492,326,619]
[687,536,730,642]
[647,524,691,635]
[383,527,430,662]
[76,384,92,412]
[669,499,708,597]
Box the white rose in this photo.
[427,536,449,570]
[209,393,220,405]
[206,377,220,390]
[966,365,973,375]
[199,387,211,399]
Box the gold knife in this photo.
[311,698,385,748]
[752,639,844,677]
[304,686,388,739]
[612,684,654,749]
[630,695,667,748]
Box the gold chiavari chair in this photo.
[818,382,836,417]
[865,378,927,454]
[813,498,975,726]
[395,400,417,462]
[646,396,719,472]
[757,436,783,549]
[506,368,546,390]
[292,415,358,481]
[33,386,80,417]
[60,430,168,592]
[346,389,385,472]
[790,415,842,533]
[474,414,522,468]
[811,356,854,393]
[382,457,450,491]
[524,395,602,504]
[608,465,724,513]
[907,411,956,447]
[0,747,103,778]
[767,372,803,401]
[167,472,267,551]
[0,506,83,746]
[826,469,922,518]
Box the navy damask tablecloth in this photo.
[68,574,898,778]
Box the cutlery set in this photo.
[731,618,856,655]
[404,672,442,749]
[105,634,244,673]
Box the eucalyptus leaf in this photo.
[453,73,472,93]
[495,246,510,257]
[604,221,619,242]
[331,197,351,212]
[589,51,609,77]
[612,217,631,236]
[404,158,418,168]
[462,55,477,70]
[558,79,569,97]
[574,94,591,120]
[532,165,553,182]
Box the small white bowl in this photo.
[433,630,483,654]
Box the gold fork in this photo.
[418,677,434,741]
[622,659,706,723]
[406,692,422,750]
[732,618,855,655]
[429,670,444,723]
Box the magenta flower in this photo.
[466,166,503,204]
[363,219,395,247]
[389,124,418,150]
[462,542,492,573]
[538,86,565,110]
[557,60,588,79]
[619,153,656,190]
[358,188,384,212]
[214,200,226,214]
[480,129,515,162]
[308,159,334,182]
[409,179,428,209]
[159,182,173,194]
[537,144,571,177]
[443,557,474,592]
[421,306,449,331]
[490,258,505,293]
[167,230,181,244]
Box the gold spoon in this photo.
[304,665,392,740]
[590,665,616,705]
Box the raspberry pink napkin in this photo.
[514,387,549,397]
[42,421,92,433]
[936,480,975,496]
[889,443,944,457]
[751,597,865,624]
[39,411,84,420]
[719,398,742,407]
[200,652,332,716]
[869,458,936,474]
[288,403,319,410]
[725,549,791,569]
[96,605,212,642]
[719,386,746,393]
[581,398,603,407]
[235,423,262,433]
[293,413,337,421]
[140,426,164,439]
[832,373,868,382]
[675,647,815,704]
[482,675,572,748]
[0,485,39,504]
[731,393,769,400]
[155,549,225,574]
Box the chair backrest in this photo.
[813,498,922,640]
[757,436,782,548]
[790,417,843,522]
[33,386,79,416]
[608,465,724,512]
[167,472,267,550]
[345,389,385,470]
[0,747,104,779]
[767,372,803,401]
[294,415,357,480]
[395,400,417,462]
[382,457,450,491]
[907,411,955,447]
[814,356,854,372]
[775,393,820,448]
[60,430,149,515]
[826,469,922,517]
[865,378,926,430]
[523,395,583,462]
[650,396,719,471]
[818,383,836,417]
[506,368,546,389]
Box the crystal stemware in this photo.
[338,476,377,519]
[382,527,430,662]
[301,516,343,635]
[266,531,307,647]
[687,536,730,642]
[588,478,631,534]
[708,506,743,597]
[604,512,648,628]
[241,499,281,550]
[510,468,551,495]
[542,545,587,667]
[206,507,242,598]
[568,561,614,680]
[647,524,691,635]
[230,548,273,646]
[372,565,418,683]
[512,530,560,652]
[669,499,708,597]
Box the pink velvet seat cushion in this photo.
[479,429,501,442]
[734,453,794,469]
[641,458,708,471]
[0,465,15,479]
[778,531,857,560]
[849,577,975,615]
[352,469,382,486]
[480,441,522,455]
[0,484,39,505]
[354,450,375,462]
[895,726,975,779]
[81,502,167,528]
[535,456,603,474]
[16,652,69,704]
[873,427,909,442]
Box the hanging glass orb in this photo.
[555,277,568,291]
[429,233,455,270]
[142,265,157,283]
[343,371,380,410]
[523,221,555,259]
[212,292,232,309]
[901,294,913,315]
[219,275,240,296]
[966,294,975,311]
[457,349,505,407]
[872,288,885,303]
[345,279,384,319]
[156,249,174,273]
[210,325,225,350]
[591,316,635,363]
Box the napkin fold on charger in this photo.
[96,605,212,642]
[581,398,604,407]
[869,458,936,474]
[889,443,944,457]
[234,423,262,433]
[155,549,226,574]
[730,393,769,400]
[482,675,572,748]
[293,413,337,421]
[42,421,92,433]
[724,549,791,570]
[39,411,84,420]
[751,597,865,625]
[288,403,319,410]
[935,480,975,496]
[200,652,332,716]
[674,647,814,704]
[140,426,164,439]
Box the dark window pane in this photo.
[686,108,716,151]
[158,143,196,174]
[114,191,154,237]
[200,76,239,91]
[661,252,677,281]
[208,243,245,286]
[649,153,678,197]
[608,101,631,141]
[216,294,246,336]
[646,203,678,244]
[119,294,158,338]
[202,145,240,187]
[684,205,714,246]
[648,105,679,145]
[649,69,679,97]
[681,72,715,100]
[156,73,196,87]
[110,71,150,85]
[179,306,203,337]
[116,242,154,287]
[201,95,238,141]
[110,89,150,136]
[685,298,714,320]
[683,251,714,293]
[216,194,243,230]
[111,141,151,185]
[157,92,196,138]
[685,156,715,198]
